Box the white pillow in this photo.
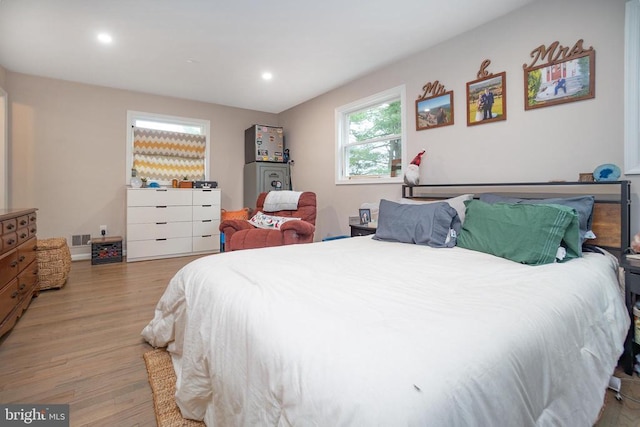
[398,194,474,224]
[248,211,301,230]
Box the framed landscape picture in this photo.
[415,91,454,131]
[466,72,506,126]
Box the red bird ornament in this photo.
[404,150,425,186]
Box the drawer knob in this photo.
[20,233,27,239]
[19,220,27,226]
[11,291,18,298]
[19,283,26,290]
[10,261,18,268]
[6,224,14,230]
[7,239,15,245]
[18,255,25,262]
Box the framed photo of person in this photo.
[523,40,595,111]
[415,92,454,131]
[466,72,506,126]
[359,208,371,224]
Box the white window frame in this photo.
[624,0,640,174]
[335,85,406,185]
[125,110,211,185]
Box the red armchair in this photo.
[219,191,316,251]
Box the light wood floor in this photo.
[0,256,639,426]
[0,255,202,426]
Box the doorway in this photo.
[0,88,6,209]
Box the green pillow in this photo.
[457,200,581,265]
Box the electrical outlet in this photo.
[100,225,108,236]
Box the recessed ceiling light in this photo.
[262,72,273,81]
[97,33,113,44]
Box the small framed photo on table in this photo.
[359,209,371,224]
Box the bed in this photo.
[142,181,631,426]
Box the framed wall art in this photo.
[466,60,506,126]
[415,81,454,131]
[523,39,595,110]
[359,208,371,224]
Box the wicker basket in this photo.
[36,237,71,290]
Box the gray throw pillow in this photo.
[373,199,461,247]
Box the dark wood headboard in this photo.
[402,181,631,258]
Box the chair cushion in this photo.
[256,191,317,226]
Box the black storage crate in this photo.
[91,236,123,265]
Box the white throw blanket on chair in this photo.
[264,191,303,211]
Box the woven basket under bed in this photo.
[36,237,71,290]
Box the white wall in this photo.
[5,0,638,251]
[280,0,639,239]
[6,73,277,256]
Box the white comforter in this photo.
[142,236,629,426]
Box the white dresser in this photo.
[126,187,221,262]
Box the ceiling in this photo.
[0,0,535,114]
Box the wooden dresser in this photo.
[0,208,38,339]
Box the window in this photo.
[335,85,406,184]
[624,0,640,174]
[126,111,210,186]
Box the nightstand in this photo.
[622,256,640,375]
[349,223,377,237]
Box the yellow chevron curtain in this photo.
[132,127,206,181]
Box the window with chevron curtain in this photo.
[132,127,206,181]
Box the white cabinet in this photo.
[192,189,221,253]
[126,188,221,262]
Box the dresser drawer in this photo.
[127,221,192,241]
[17,237,37,272]
[127,237,193,260]
[1,218,17,235]
[0,279,18,325]
[2,232,17,253]
[193,205,221,221]
[193,189,221,206]
[193,220,219,236]
[0,251,18,288]
[28,223,37,238]
[17,286,35,316]
[127,188,192,207]
[16,215,30,229]
[16,226,30,244]
[193,235,220,253]
[127,206,192,224]
[17,261,38,297]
